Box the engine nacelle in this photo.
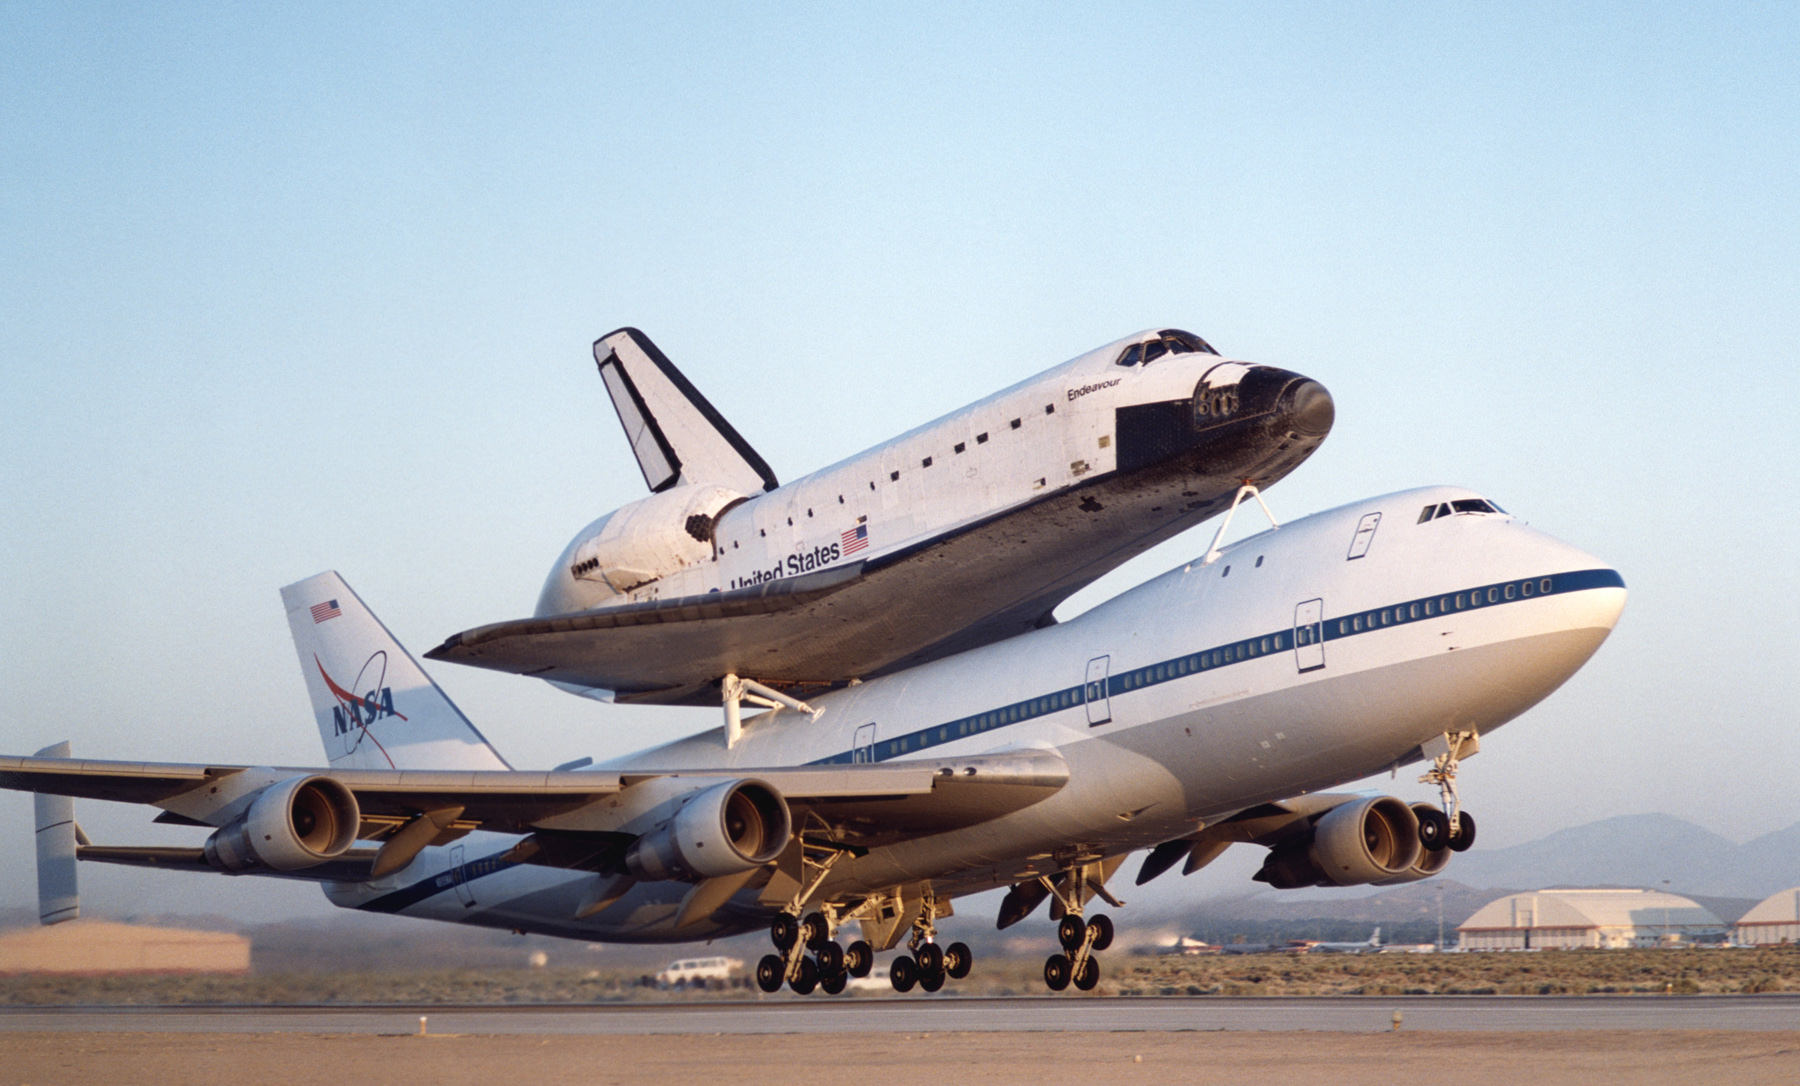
[1374,804,1456,885]
[203,775,361,872]
[624,779,791,882]
[1254,795,1421,889]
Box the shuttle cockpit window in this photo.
[1116,329,1220,367]
[1417,498,1507,523]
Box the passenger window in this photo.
[1487,587,1498,603]
[1409,603,1420,619]
[1540,578,1553,593]
[1521,581,1533,597]
[1504,584,1516,600]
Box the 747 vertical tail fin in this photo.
[281,572,510,772]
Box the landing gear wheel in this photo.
[915,942,944,975]
[755,954,785,993]
[770,913,799,951]
[1073,955,1101,991]
[944,941,973,980]
[816,941,845,976]
[845,940,874,978]
[1087,914,1114,952]
[1449,810,1477,852]
[820,969,848,996]
[919,966,946,992]
[789,955,819,995]
[1417,807,1451,852]
[801,911,831,950]
[1057,914,1087,952]
[1044,953,1073,991]
[890,954,919,993]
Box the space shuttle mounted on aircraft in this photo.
[2,322,1627,998]
[426,327,1337,706]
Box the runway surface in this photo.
[5,994,1799,1034]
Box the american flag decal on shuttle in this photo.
[311,600,342,623]
[841,524,869,555]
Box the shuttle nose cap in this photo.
[1282,379,1335,436]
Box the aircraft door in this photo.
[1294,599,1325,673]
[853,723,877,764]
[449,844,476,907]
[1085,656,1112,727]
[1346,512,1381,559]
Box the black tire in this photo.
[1449,810,1478,852]
[1088,914,1114,952]
[1058,914,1087,951]
[820,969,848,996]
[1044,953,1072,991]
[1417,807,1451,852]
[845,940,874,978]
[915,942,944,975]
[802,911,831,950]
[770,913,799,951]
[816,940,845,976]
[944,941,973,980]
[890,954,918,993]
[755,954,785,993]
[790,955,819,995]
[1073,955,1100,991]
[919,966,945,992]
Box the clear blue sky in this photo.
[3,3,1796,920]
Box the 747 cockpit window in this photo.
[1417,498,1507,523]
[1116,328,1220,366]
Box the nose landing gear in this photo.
[1419,730,1479,853]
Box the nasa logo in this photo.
[314,652,409,746]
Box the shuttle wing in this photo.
[595,328,778,495]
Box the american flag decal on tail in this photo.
[311,600,342,623]
[841,524,869,556]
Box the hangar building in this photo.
[1457,889,1723,950]
[0,921,250,974]
[1731,888,1800,946]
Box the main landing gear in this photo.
[1035,862,1123,992]
[1044,911,1114,992]
[755,897,974,996]
[756,909,874,996]
[885,899,972,995]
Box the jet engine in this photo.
[1253,795,1420,889]
[203,775,361,872]
[624,779,791,882]
[1374,804,1456,885]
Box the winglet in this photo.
[32,741,79,925]
[594,328,779,495]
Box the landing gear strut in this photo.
[885,895,972,996]
[758,905,875,997]
[1419,730,1479,853]
[1039,863,1121,992]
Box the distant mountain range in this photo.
[1445,812,1800,902]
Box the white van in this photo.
[655,956,743,988]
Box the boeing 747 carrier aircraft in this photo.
[2,326,1624,995]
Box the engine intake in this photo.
[1254,795,1421,889]
[625,779,791,882]
[203,775,361,872]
